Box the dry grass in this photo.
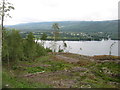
[92,55,120,60]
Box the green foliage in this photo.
[35,43,47,56]
[58,45,64,52]
[45,48,52,52]
[41,33,47,40]
[2,71,52,88]
[2,30,23,62]
[58,49,64,52]
[25,56,74,73]
[2,30,9,60]
[2,29,47,63]
[23,32,37,60]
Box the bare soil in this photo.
[13,53,120,88]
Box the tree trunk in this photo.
[1,0,5,30]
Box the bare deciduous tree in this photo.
[52,23,60,52]
[0,0,14,30]
[52,23,60,41]
[109,42,116,55]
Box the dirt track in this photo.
[55,55,80,63]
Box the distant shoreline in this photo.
[35,39,120,41]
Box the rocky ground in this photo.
[3,53,120,88]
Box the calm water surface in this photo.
[37,40,119,56]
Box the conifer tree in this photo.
[24,32,36,60]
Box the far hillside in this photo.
[6,20,118,33]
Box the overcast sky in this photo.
[3,0,119,25]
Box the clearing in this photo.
[2,53,120,88]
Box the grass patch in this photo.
[3,54,120,88]
[91,62,120,83]
[2,70,52,88]
[13,55,75,73]
[83,79,116,88]
[26,60,74,73]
